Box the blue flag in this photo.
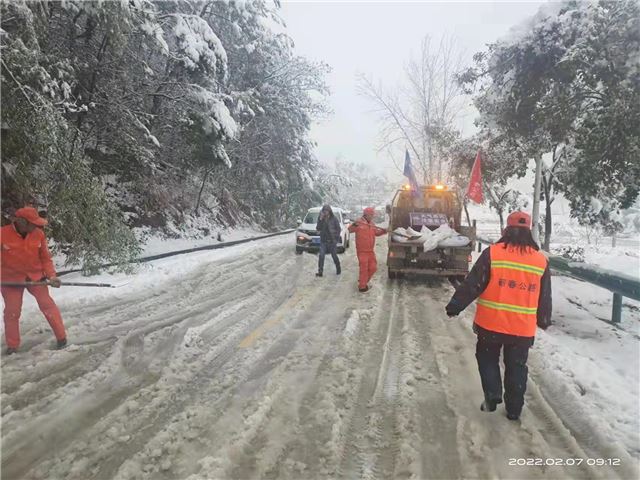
[403,149,419,195]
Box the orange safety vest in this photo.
[474,244,548,337]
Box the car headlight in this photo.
[296,231,311,242]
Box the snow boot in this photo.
[480,397,502,412]
[56,338,68,349]
[336,265,341,275]
[315,272,323,277]
[358,286,369,293]
[6,347,17,355]
[506,412,520,421]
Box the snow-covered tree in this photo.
[1,0,330,268]
[459,0,640,250]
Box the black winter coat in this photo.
[316,215,341,245]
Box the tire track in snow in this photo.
[1,245,297,480]
[115,252,358,480]
[0,257,272,420]
[4,239,635,480]
[337,281,400,479]
[83,252,303,480]
[401,281,462,480]
[418,282,624,480]
[1,251,269,399]
[258,281,379,479]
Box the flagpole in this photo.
[531,155,542,244]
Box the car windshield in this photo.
[303,212,320,224]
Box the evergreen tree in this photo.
[459,0,640,249]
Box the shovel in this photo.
[1,280,117,288]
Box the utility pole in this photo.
[531,155,542,244]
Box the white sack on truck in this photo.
[392,227,421,243]
[393,224,471,249]
[420,224,471,251]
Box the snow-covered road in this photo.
[1,237,637,480]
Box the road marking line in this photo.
[372,284,398,400]
[238,292,302,348]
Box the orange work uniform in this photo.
[0,224,66,348]
[348,217,387,289]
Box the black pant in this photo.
[476,336,530,416]
[318,242,340,273]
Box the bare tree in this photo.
[358,34,466,184]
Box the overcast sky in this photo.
[279,1,547,181]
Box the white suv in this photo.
[295,207,350,254]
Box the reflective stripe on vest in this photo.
[477,298,537,315]
[474,244,547,337]
[490,260,545,276]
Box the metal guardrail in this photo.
[476,236,640,323]
[58,229,295,277]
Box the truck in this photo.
[386,184,476,280]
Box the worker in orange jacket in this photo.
[348,207,387,292]
[445,211,551,420]
[1,207,67,354]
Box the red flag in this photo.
[466,150,483,203]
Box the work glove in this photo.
[537,315,552,330]
[445,300,461,317]
[48,277,62,288]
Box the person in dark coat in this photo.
[445,211,552,420]
[315,205,341,277]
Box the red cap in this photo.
[363,207,375,216]
[506,211,531,229]
[15,207,48,226]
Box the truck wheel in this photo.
[295,247,303,255]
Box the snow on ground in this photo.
[50,226,268,271]
[27,232,289,313]
[533,276,640,460]
[469,242,640,464]
[138,226,267,257]
[470,199,640,466]
[1,231,639,479]
[559,243,640,278]
[468,202,640,277]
